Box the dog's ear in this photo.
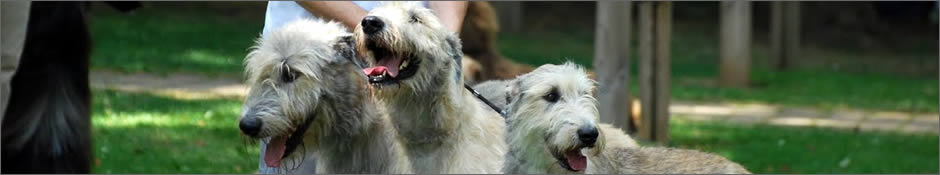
[504,81,516,108]
[505,78,524,114]
[334,34,366,69]
[445,34,464,83]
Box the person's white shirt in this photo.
[262,1,428,36]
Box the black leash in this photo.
[465,84,507,118]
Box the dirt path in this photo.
[90,71,939,134]
[90,70,247,100]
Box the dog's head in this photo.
[354,2,464,96]
[505,62,601,173]
[239,19,363,169]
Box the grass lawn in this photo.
[668,117,939,174]
[92,90,258,174]
[88,8,262,77]
[90,90,938,173]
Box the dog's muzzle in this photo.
[362,16,384,35]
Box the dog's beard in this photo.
[546,128,590,172]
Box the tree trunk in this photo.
[719,1,751,88]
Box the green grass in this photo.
[89,8,262,77]
[89,90,938,173]
[92,90,257,173]
[668,117,939,174]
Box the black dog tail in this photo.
[1,1,93,173]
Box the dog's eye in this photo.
[281,65,299,83]
[542,89,560,103]
[409,15,420,23]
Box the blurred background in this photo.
[63,1,939,173]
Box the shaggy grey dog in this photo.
[239,19,410,174]
[476,62,748,174]
[354,2,507,173]
[474,62,612,173]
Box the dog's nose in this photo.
[239,116,263,136]
[577,126,599,146]
[362,16,384,34]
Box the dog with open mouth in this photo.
[353,2,507,173]
[472,62,608,173]
[239,19,411,174]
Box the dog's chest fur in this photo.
[384,81,507,173]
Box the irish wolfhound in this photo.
[239,19,410,174]
[473,62,620,173]
[476,62,746,174]
[354,2,507,173]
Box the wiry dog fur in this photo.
[473,62,640,174]
[485,62,602,173]
[240,19,410,174]
[585,145,751,174]
[354,2,507,173]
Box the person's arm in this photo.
[295,1,368,29]
[428,1,468,33]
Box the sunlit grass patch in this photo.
[92,90,258,173]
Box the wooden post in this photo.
[719,1,751,88]
[637,2,654,141]
[653,1,672,143]
[593,1,634,133]
[492,1,523,33]
[770,1,800,71]
[784,2,800,70]
[770,1,784,70]
[637,1,672,143]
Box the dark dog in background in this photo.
[1,2,139,173]
[459,1,535,83]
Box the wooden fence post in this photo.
[593,1,634,133]
[637,1,672,143]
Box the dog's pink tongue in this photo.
[376,57,401,77]
[363,66,388,76]
[566,151,587,171]
[264,136,288,168]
